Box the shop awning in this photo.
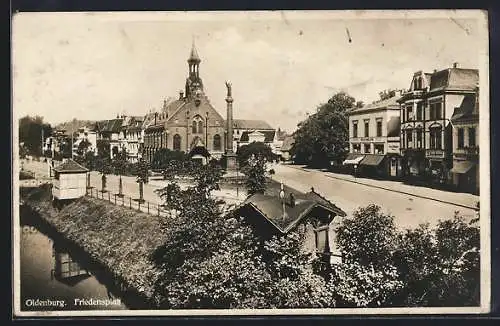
[359,154,386,167]
[343,154,365,165]
[451,161,476,174]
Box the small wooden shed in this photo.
[52,159,89,200]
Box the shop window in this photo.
[375,144,384,154]
[352,144,361,153]
[364,120,369,137]
[364,144,371,154]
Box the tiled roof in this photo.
[280,135,295,152]
[451,94,478,122]
[350,95,401,114]
[240,130,276,142]
[53,159,89,173]
[429,68,478,92]
[238,182,346,234]
[231,119,274,130]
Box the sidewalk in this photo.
[282,164,479,210]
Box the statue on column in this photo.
[225,80,232,98]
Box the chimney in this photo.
[453,62,459,68]
[179,90,184,100]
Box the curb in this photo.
[283,165,477,211]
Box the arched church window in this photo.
[192,121,197,134]
[173,134,181,151]
[198,120,204,134]
[192,115,203,134]
[213,134,221,151]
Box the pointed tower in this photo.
[185,39,204,99]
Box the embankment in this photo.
[20,185,166,308]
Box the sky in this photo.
[12,11,488,133]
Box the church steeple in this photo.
[185,39,204,100]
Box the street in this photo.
[271,164,478,229]
[20,159,479,230]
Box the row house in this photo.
[398,63,479,185]
[93,118,123,159]
[344,93,403,178]
[118,115,144,163]
[450,87,479,194]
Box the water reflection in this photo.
[20,222,129,311]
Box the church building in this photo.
[142,42,227,164]
[142,41,278,166]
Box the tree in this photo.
[152,148,187,171]
[136,158,149,203]
[392,215,480,306]
[291,92,354,167]
[97,139,111,159]
[152,167,335,309]
[334,204,480,307]
[113,149,128,197]
[378,89,397,101]
[95,157,113,193]
[241,154,268,195]
[237,142,275,167]
[18,115,52,156]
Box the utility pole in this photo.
[41,127,44,158]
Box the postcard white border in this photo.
[12,9,491,317]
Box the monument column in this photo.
[224,81,238,172]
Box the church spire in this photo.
[188,38,201,64]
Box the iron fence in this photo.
[86,187,172,218]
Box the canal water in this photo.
[19,209,132,311]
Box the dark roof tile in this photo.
[53,159,89,173]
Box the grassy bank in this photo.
[21,185,165,304]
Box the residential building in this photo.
[235,183,347,267]
[233,119,278,154]
[344,93,403,178]
[398,63,479,184]
[120,116,144,163]
[92,118,124,159]
[450,87,479,194]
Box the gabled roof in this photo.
[53,159,89,173]
[231,119,274,130]
[429,68,478,92]
[94,119,123,133]
[237,183,346,234]
[280,135,295,152]
[240,130,276,142]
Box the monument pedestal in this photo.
[224,152,238,172]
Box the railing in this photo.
[86,187,172,218]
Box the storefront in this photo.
[451,160,478,194]
[358,154,386,178]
